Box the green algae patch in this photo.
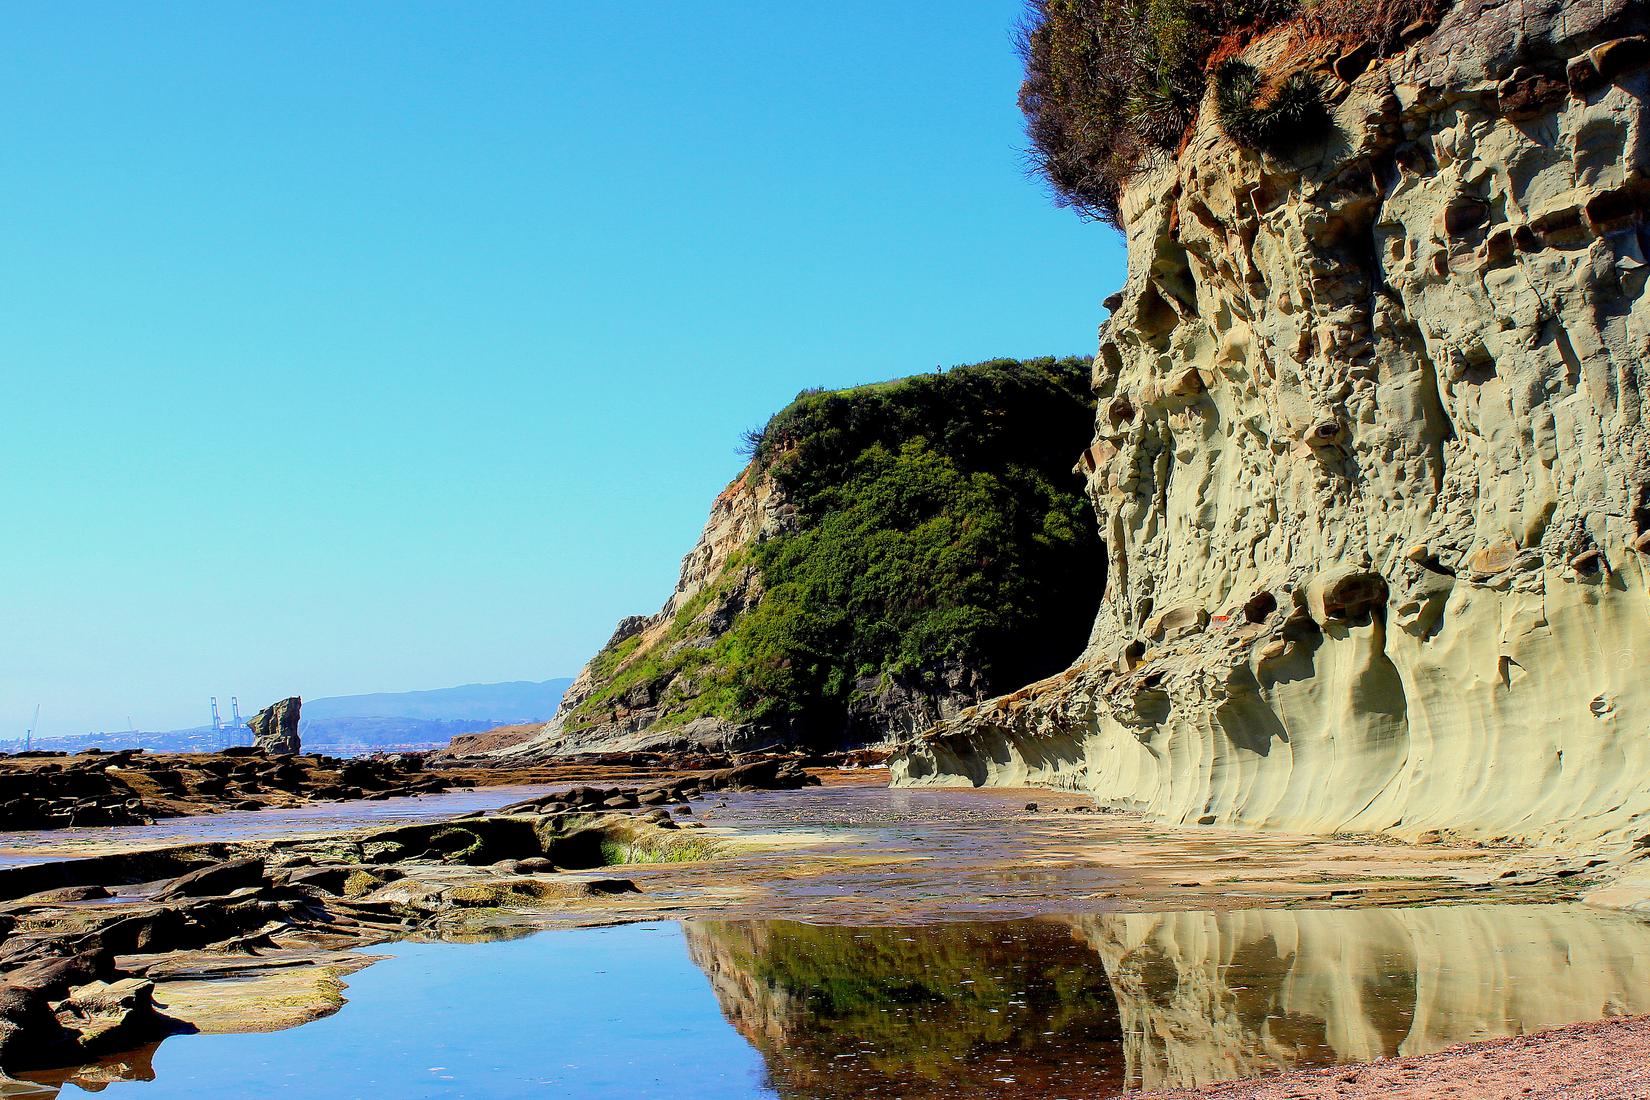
[446,876,640,908]
[597,835,722,866]
[533,812,728,868]
[342,867,403,897]
[593,820,725,866]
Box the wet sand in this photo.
[1145,1014,1650,1099]
[515,780,1602,928]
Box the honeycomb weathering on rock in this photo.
[895,0,1650,850]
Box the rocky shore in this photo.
[2,764,1639,1095]
[0,749,450,831]
[0,753,820,1082]
[0,739,851,835]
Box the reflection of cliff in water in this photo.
[1077,905,1650,1092]
[686,905,1650,1097]
[684,919,1124,1099]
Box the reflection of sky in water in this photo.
[30,904,1650,1099]
[42,924,773,1100]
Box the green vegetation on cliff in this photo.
[689,920,1121,1095]
[1019,0,1444,224]
[562,357,1104,748]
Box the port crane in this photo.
[211,696,250,749]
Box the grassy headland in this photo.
[559,357,1104,749]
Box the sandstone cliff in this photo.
[511,358,1104,757]
[896,0,1650,853]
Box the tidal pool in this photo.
[0,784,563,867]
[26,902,1650,1099]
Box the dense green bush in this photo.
[738,359,1104,739]
[563,358,1105,749]
[1019,0,1448,225]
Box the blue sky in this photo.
[1,2,1126,737]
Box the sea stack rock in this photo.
[248,697,302,755]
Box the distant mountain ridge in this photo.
[301,679,573,723]
[3,678,573,756]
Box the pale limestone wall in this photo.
[896,1,1650,851]
[1073,905,1650,1091]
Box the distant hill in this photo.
[297,679,574,754]
[297,716,519,756]
[302,679,573,723]
[3,678,572,757]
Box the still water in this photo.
[27,903,1650,1099]
[0,785,563,867]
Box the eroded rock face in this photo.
[248,698,302,756]
[897,0,1650,849]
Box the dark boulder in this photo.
[154,858,267,901]
[701,758,819,792]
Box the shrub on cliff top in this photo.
[1020,0,1449,225]
[1212,60,1328,154]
